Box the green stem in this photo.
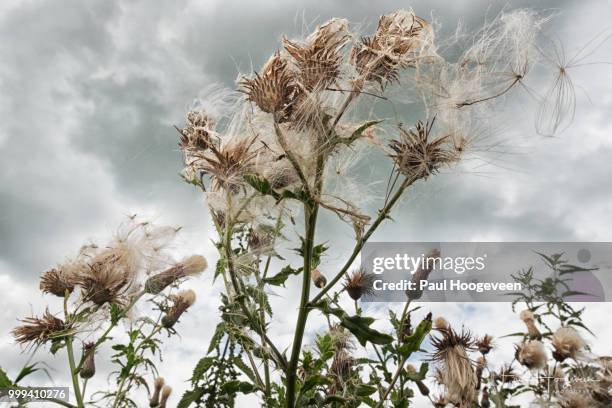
[66,336,84,408]
[285,204,319,408]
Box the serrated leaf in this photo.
[177,388,204,408]
[263,265,301,286]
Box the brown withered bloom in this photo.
[79,342,96,379]
[149,377,165,407]
[160,385,172,408]
[475,356,486,390]
[178,110,214,152]
[519,309,542,340]
[77,260,131,306]
[145,255,207,294]
[39,267,75,297]
[389,119,458,181]
[429,326,477,407]
[515,340,547,370]
[480,386,491,408]
[198,137,260,192]
[351,10,432,87]
[343,267,375,300]
[477,334,494,355]
[161,289,196,329]
[240,52,298,120]
[283,18,350,91]
[12,309,66,346]
[311,268,327,288]
[551,326,586,362]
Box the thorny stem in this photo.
[63,295,84,408]
[309,175,417,306]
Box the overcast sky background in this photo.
[1,0,612,407]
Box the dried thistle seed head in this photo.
[178,110,214,152]
[76,260,131,306]
[161,289,196,328]
[351,10,432,87]
[343,268,376,300]
[477,334,494,355]
[240,52,298,119]
[481,386,491,408]
[389,119,458,180]
[79,342,96,379]
[551,327,586,362]
[198,137,259,192]
[516,340,547,370]
[311,268,327,288]
[284,18,350,91]
[429,327,477,405]
[149,377,165,407]
[12,309,66,347]
[39,267,76,297]
[247,226,274,252]
[330,349,354,379]
[160,385,172,408]
[433,316,449,330]
[145,255,207,294]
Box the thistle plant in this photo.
[3,7,608,408]
[4,217,207,408]
[172,8,599,408]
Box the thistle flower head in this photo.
[39,267,76,297]
[80,342,96,379]
[311,268,327,288]
[160,385,172,408]
[161,289,196,329]
[76,249,134,306]
[178,110,215,152]
[343,268,375,300]
[240,52,298,119]
[351,10,433,87]
[433,316,449,330]
[518,309,542,340]
[12,309,66,347]
[493,364,519,384]
[477,334,494,355]
[144,255,206,294]
[198,136,259,192]
[150,377,165,407]
[330,349,354,380]
[329,324,354,351]
[389,119,458,180]
[283,18,350,91]
[429,326,477,405]
[551,326,586,362]
[516,340,547,370]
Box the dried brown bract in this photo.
[389,119,458,180]
[12,309,66,346]
[198,137,259,192]
[178,110,215,152]
[477,334,494,355]
[284,18,350,92]
[519,309,542,340]
[351,10,432,87]
[76,255,132,306]
[551,326,586,362]
[343,267,375,300]
[240,52,298,120]
[161,289,196,328]
[515,340,547,370]
[39,267,76,297]
[144,255,207,294]
[311,268,327,288]
[149,377,165,407]
[80,342,96,379]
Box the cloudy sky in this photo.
[1,0,611,406]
